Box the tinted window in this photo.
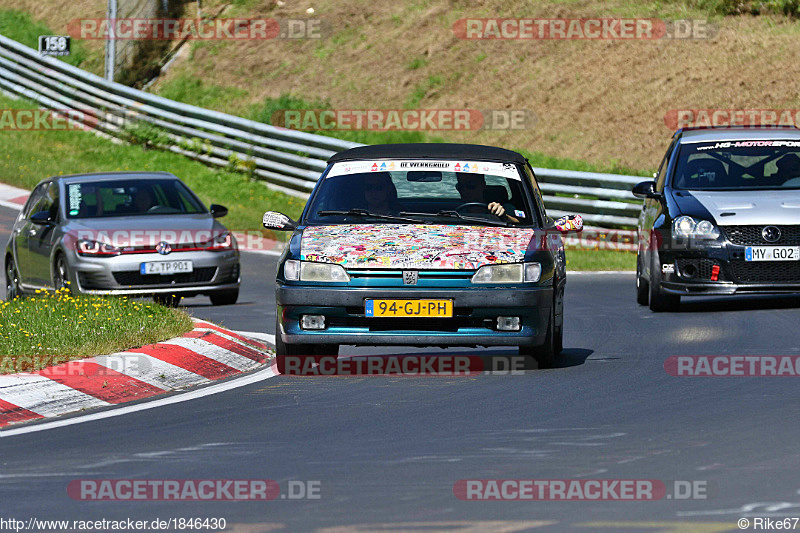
[22,184,48,218]
[65,179,206,218]
[305,168,536,226]
[673,140,800,190]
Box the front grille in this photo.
[723,225,800,246]
[113,267,217,286]
[346,270,475,279]
[675,258,721,280]
[729,261,800,283]
[327,316,491,332]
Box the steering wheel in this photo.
[454,202,502,220]
[455,202,491,213]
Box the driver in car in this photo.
[455,173,520,224]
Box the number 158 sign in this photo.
[38,36,70,57]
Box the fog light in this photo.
[496,316,521,331]
[300,315,326,330]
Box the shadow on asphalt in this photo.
[673,294,800,313]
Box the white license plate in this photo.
[140,261,193,275]
[745,246,800,261]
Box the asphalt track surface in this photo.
[2,204,800,532]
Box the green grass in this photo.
[0,9,95,72]
[0,93,307,229]
[565,249,636,271]
[0,289,192,367]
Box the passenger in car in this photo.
[776,154,800,187]
[361,172,400,214]
[455,173,520,224]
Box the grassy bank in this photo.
[0,289,193,370]
[0,93,307,228]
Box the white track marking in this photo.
[92,353,209,390]
[0,365,279,437]
[0,374,110,417]
[158,337,261,371]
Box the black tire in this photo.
[636,253,649,306]
[5,258,21,300]
[275,315,303,374]
[520,312,556,369]
[649,255,680,312]
[553,285,564,356]
[154,294,182,307]
[210,289,239,306]
[52,254,70,292]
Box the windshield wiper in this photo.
[316,209,421,224]
[399,210,509,227]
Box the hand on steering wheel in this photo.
[454,202,504,219]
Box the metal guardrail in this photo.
[0,34,645,228]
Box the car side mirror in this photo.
[553,214,583,233]
[30,211,55,225]
[263,211,296,231]
[632,181,660,199]
[210,204,228,218]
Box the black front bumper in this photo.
[276,285,554,347]
[658,245,800,295]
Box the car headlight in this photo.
[76,239,120,256]
[283,260,351,282]
[472,263,541,284]
[672,216,720,239]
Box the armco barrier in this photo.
[0,33,644,227]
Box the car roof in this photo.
[328,143,528,165]
[677,127,800,143]
[53,171,180,184]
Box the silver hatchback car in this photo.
[4,172,240,306]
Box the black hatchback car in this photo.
[634,127,800,311]
[263,143,583,368]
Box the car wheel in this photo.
[53,254,70,292]
[154,294,182,307]
[520,311,556,369]
[636,253,649,306]
[649,255,679,312]
[210,289,239,306]
[5,258,21,300]
[553,285,564,356]
[275,315,303,374]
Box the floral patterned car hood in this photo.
[300,224,536,270]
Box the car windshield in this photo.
[304,161,537,226]
[673,140,800,190]
[65,179,207,218]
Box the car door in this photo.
[641,140,675,277]
[26,182,60,286]
[13,183,48,287]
